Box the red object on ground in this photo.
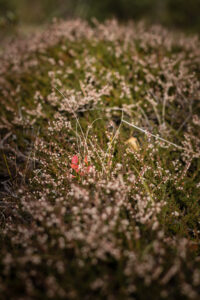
[71,155,91,176]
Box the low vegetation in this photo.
[0,19,200,299]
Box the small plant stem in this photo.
[122,119,185,150]
[2,152,12,180]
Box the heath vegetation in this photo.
[0,19,200,299]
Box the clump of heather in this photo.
[0,19,200,300]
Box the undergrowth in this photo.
[0,19,200,299]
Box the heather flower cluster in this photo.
[0,19,200,300]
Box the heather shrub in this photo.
[0,19,200,299]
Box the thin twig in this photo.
[0,132,12,148]
[122,119,196,154]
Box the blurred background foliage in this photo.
[0,0,200,36]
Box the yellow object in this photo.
[125,137,140,151]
